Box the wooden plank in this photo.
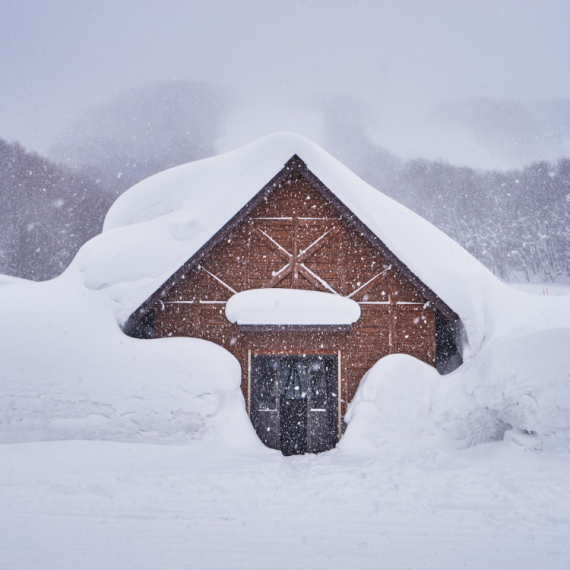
[247,349,251,416]
[238,324,351,333]
[297,225,340,264]
[338,349,342,439]
[251,227,292,262]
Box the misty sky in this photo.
[2,0,570,169]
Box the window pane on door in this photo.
[258,357,278,410]
[308,357,326,410]
[280,358,308,400]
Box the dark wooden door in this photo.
[250,354,338,455]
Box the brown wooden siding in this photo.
[152,171,436,416]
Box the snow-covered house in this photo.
[115,134,465,455]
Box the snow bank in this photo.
[225,289,361,325]
[444,327,570,452]
[340,355,448,456]
[343,328,570,455]
[0,275,263,451]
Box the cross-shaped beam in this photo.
[252,224,341,292]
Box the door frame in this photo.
[247,351,341,451]
[337,349,342,440]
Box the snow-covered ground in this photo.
[1,280,569,568]
[2,134,570,568]
[2,436,570,569]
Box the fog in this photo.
[2,0,570,169]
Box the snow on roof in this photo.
[225,289,361,326]
[68,132,542,352]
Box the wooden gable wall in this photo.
[149,169,437,415]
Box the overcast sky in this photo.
[2,0,570,168]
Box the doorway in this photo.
[250,354,339,455]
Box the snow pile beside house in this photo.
[0,274,261,451]
[225,289,361,325]
[343,326,570,454]
[3,271,567,453]
[447,327,570,452]
[339,355,446,457]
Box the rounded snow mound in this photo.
[340,355,446,456]
[449,327,570,452]
[346,354,441,423]
[342,330,570,456]
[225,289,361,325]
[0,276,263,452]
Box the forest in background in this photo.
[327,116,570,283]
[1,83,569,283]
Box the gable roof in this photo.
[69,132,510,351]
[132,154,458,322]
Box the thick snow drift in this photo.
[225,288,361,325]
[446,327,570,451]
[343,328,570,454]
[0,273,262,450]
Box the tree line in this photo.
[0,139,112,280]
[0,135,569,283]
[387,158,570,282]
